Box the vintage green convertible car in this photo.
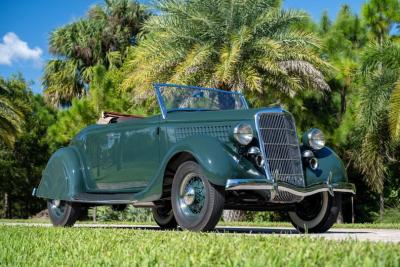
[34,84,355,232]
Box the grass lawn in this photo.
[1,218,400,230]
[0,225,399,267]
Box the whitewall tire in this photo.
[288,192,340,233]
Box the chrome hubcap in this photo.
[179,173,206,216]
[183,187,196,206]
[49,199,66,218]
[52,200,61,208]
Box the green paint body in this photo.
[36,108,353,202]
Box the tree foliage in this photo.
[123,0,330,103]
[351,42,400,195]
[0,76,28,147]
[0,76,56,218]
[47,64,152,146]
[362,0,400,44]
[43,0,149,106]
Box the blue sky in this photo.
[0,0,366,94]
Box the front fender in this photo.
[134,135,264,202]
[171,136,234,186]
[304,146,348,186]
[36,146,85,201]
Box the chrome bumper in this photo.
[225,178,355,197]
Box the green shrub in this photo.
[245,211,290,222]
[89,206,153,222]
[372,206,400,224]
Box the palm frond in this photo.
[170,43,215,84]
[361,41,400,74]
[358,70,395,133]
[0,81,25,147]
[254,9,308,36]
[389,79,400,141]
[238,63,262,93]
[43,59,85,106]
[278,60,330,92]
[356,131,387,193]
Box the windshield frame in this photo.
[153,83,249,119]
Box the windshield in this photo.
[154,84,248,118]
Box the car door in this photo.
[82,119,160,192]
[118,120,160,190]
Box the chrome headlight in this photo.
[303,128,325,150]
[233,123,253,145]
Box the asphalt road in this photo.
[1,222,400,243]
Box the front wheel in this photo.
[288,192,340,233]
[171,161,225,231]
[47,200,82,227]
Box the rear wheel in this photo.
[171,161,224,231]
[152,206,177,229]
[288,192,339,233]
[47,200,81,227]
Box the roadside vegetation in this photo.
[0,0,400,225]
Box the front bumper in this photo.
[225,178,355,197]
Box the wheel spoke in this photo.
[179,174,206,217]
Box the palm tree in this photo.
[353,41,400,217]
[362,0,400,44]
[0,78,24,147]
[123,0,330,101]
[43,0,149,106]
[360,42,400,141]
[320,5,365,120]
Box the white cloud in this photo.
[0,32,43,66]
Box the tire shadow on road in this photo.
[75,224,370,235]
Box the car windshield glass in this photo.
[154,84,248,117]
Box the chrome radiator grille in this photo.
[256,112,305,187]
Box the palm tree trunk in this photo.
[340,86,347,117]
[222,210,247,222]
[93,207,97,222]
[379,193,384,220]
[336,194,343,223]
[351,195,355,223]
[3,193,10,218]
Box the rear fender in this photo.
[36,146,85,201]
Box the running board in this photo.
[72,193,154,207]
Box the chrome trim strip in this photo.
[225,178,355,197]
[154,84,168,120]
[254,111,274,184]
[70,199,135,204]
[240,95,249,109]
[153,83,246,95]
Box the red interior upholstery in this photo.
[103,111,144,119]
[99,111,144,124]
